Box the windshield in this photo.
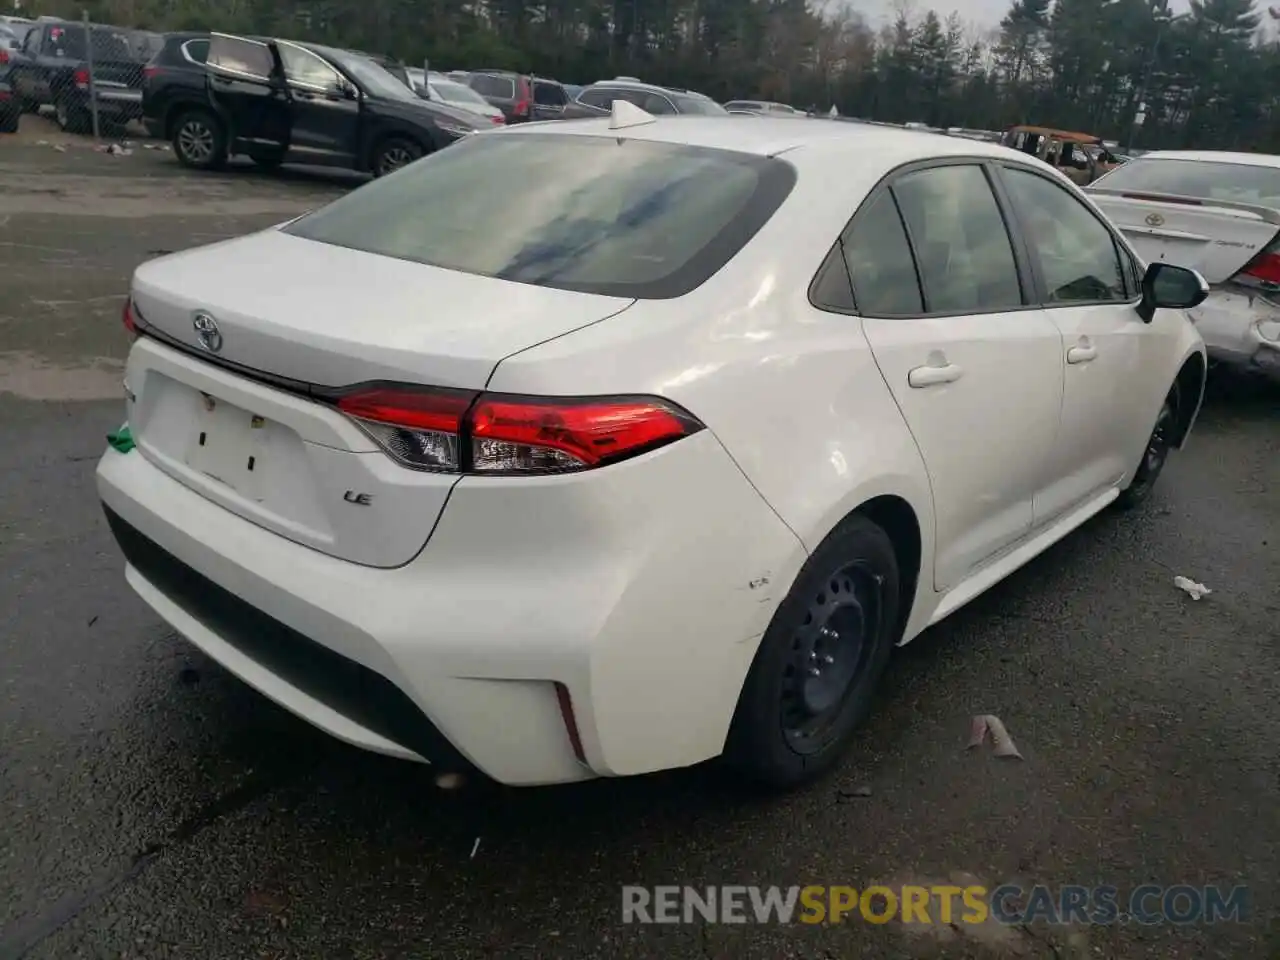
[328,50,419,102]
[1093,157,1280,207]
[284,134,796,299]
[672,95,729,116]
[429,77,489,107]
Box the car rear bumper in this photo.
[1190,288,1280,381]
[97,427,804,785]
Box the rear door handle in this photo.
[1066,344,1097,364]
[908,363,963,388]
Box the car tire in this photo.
[371,136,423,177]
[171,109,227,170]
[249,150,284,171]
[0,109,18,134]
[54,97,89,134]
[723,513,901,789]
[1116,383,1180,510]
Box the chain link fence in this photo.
[0,13,154,138]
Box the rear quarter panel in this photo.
[484,151,940,641]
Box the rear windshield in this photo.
[1094,158,1280,207]
[46,25,136,61]
[284,134,796,299]
[470,74,514,99]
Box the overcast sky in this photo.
[851,0,1195,33]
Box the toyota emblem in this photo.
[1145,212,1165,227]
[192,312,223,353]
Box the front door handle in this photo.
[1066,344,1097,364]
[908,362,963,388]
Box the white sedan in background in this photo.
[406,67,506,125]
[1088,149,1280,382]
[98,104,1209,789]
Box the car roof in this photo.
[1131,150,1280,168]
[496,114,1025,168]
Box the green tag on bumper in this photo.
[107,424,135,454]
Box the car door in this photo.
[531,79,566,121]
[7,25,39,101]
[849,161,1066,591]
[996,163,1170,524]
[205,33,289,150]
[274,40,359,164]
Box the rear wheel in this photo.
[724,514,901,789]
[1117,385,1179,509]
[372,136,423,177]
[172,109,227,170]
[54,96,89,134]
[0,108,18,134]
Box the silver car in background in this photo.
[1088,150,1280,382]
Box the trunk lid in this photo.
[90,58,143,88]
[127,228,635,568]
[1086,187,1280,283]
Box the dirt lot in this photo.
[1,131,1278,960]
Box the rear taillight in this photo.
[1233,232,1280,289]
[333,385,703,475]
[122,298,139,338]
[73,68,90,88]
[0,88,10,102]
[143,65,159,80]
[0,50,9,66]
[513,78,531,118]
[491,114,505,124]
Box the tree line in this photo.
[22,0,1280,151]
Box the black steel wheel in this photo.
[372,137,423,177]
[1117,386,1179,509]
[171,110,226,170]
[725,513,901,788]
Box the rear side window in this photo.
[470,74,514,99]
[672,95,729,116]
[207,35,272,78]
[891,165,1023,314]
[285,134,797,299]
[842,191,923,315]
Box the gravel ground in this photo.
[1,136,1278,960]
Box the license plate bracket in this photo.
[184,394,269,501]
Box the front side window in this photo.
[182,38,209,64]
[284,134,796,299]
[841,191,923,315]
[1003,167,1127,303]
[891,164,1024,314]
[641,93,677,115]
[533,81,567,106]
[578,87,613,109]
[277,42,341,90]
[207,35,273,79]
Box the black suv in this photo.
[465,70,605,123]
[151,33,481,176]
[7,19,150,133]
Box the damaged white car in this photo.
[1088,150,1280,382]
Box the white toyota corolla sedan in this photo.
[97,103,1210,789]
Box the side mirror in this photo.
[341,81,358,100]
[1136,262,1209,323]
